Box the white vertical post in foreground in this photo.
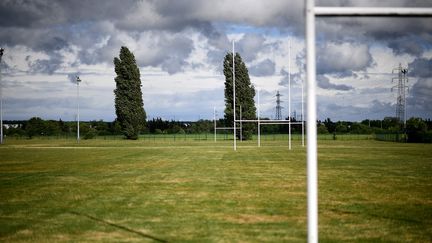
[288,39,292,150]
[232,40,236,151]
[306,0,318,242]
[258,88,261,147]
[76,76,81,143]
[305,4,432,243]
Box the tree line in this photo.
[3,116,431,142]
[1,118,216,139]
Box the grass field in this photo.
[0,138,431,242]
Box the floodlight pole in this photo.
[0,48,4,145]
[76,76,81,143]
[233,40,237,151]
[288,39,292,150]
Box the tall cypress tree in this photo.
[223,52,256,140]
[114,46,146,140]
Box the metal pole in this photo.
[0,48,3,145]
[233,40,236,151]
[258,88,261,147]
[214,107,216,142]
[288,39,292,150]
[306,0,318,242]
[302,78,305,147]
[76,76,81,143]
[240,105,242,142]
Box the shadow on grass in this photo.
[68,211,167,242]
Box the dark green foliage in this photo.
[335,123,348,133]
[113,46,146,140]
[223,52,256,140]
[406,117,430,143]
[25,117,45,138]
[323,118,336,133]
[317,124,329,134]
[84,127,98,140]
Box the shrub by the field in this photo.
[84,127,98,139]
[406,117,430,143]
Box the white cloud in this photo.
[1,0,431,121]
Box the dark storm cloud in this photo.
[395,61,432,123]
[236,33,270,62]
[316,42,373,76]
[0,0,64,28]
[78,33,123,65]
[28,53,63,75]
[249,59,276,77]
[388,36,424,57]
[315,1,432,57]
[279,69,303,87]
[317,75,353,91]
[406,78,432,118]
[134,32,195,74]
[201,24,230,49]
[0,0,130,28]
[318,98,394,121]
[2,0,430,75]
[408,58,432,78]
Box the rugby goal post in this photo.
[305,1,432,242]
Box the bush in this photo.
[154,129,163,134]
[317,124,329,134]
[84,127,98,140]
[406,117,428,143]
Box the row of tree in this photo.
[2,118,215,138]
[3,116,431,142]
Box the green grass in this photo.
[0,139,431,242]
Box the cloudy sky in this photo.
[1,0,431,122]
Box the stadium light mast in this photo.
[76,76,81,143]
[0,48,4,145]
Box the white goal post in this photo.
[305,2,432,243]
[229,40,305,150]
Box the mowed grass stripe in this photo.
[0,139,431,242]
